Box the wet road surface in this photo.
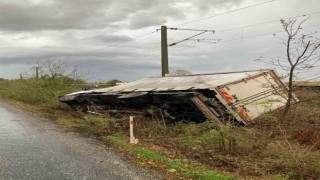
[0,100,160,180]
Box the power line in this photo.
[132,10,320,57]
[117,30,158,45]
[131,30,158,40]
[196,11,320,39]
[129,28,214,48]
[121,10,320,47]
[219,24,320,43]
[167,24,320,54]
[171,0,277,27]
[131,10,320,52]
[143,24,320,55]
[193,38,222,42]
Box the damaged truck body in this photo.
[59,69,293,126]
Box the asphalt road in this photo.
[0,100,160,180]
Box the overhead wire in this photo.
[219,24,320,43]
[167,24,320,54]
[117,0,278,51]
[128,4,320,58]
[117,0,281,52]
[143,23,320,56]
[122,0,279,44]
[171,0,277,27]
[163,27,214,46]
[196,11,320,39]
[115,30,160,56]
[122,7,320,46]
[114,30,159,50]
[144,28,215,52]
[130,30,158,40]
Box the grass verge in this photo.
[102,135,231,180]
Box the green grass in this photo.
[88,116,110,128]
[102,134,124,145]
[180,129,220,146]
[102,135,231,180]
[132,148,164,161]
[187,171,231,180]
[0,78,82,106]
[260,113,275,121]
[57,116,111,135]
[57,118,80,128]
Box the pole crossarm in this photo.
[157,27,214,32]
[168,31,208,46]
[168,28,215,33]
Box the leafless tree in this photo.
[258,18,320,119]
[46,60,69,80]
[69,64,89,81]
[36,58,88,81]
[31,60,47,78]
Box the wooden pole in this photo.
[161,26,169,76]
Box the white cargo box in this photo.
[214,71,291,125]
[61,69,293,125]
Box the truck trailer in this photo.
[59,69,294,126]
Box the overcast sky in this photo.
[0,0,319,81]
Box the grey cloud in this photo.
[128,11,167,29]
[194,0,244,13]
[1,0,276,82]
[117,0,245,29]
[0,0,114,31]
[0,49,134,65]
[0,54,161,81]
[68,55,166,81]
[0,0,246,32]
[89,35,132,43]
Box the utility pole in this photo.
[161,26,169,76]
[160,26,214,76]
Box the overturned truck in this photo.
[59,69,294,126]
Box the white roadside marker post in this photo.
[129,116,138,144]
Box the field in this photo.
[0,78,319,179]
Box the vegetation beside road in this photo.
[293,81,320,87]
[0,77,320,179]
